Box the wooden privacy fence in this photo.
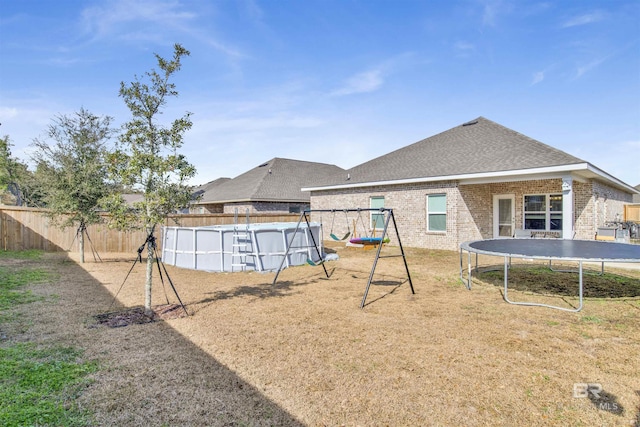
[625,204,640,222]
[0,206,299,254]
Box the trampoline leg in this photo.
[503,256,584,312]
[503,255,509,299]
[459,248,464,285]
[459,248,473,290]
[467,251,473,289]
[577,261,584,311]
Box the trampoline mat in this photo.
[465,239,640,262]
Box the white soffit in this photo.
[304,163,638,194]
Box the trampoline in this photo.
[460,239,640,312]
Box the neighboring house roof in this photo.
[191,177,231,201]
[304,117,637,193]
[193,158,345,204]
[122,193,144,206]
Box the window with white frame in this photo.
[523,194,562,231]
[426,194,446,232]
[370,196,385,229]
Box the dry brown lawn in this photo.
[7,241,640,426]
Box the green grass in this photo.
[580,315,603,324]
[0,267,49,312]
[0,343,98,427]
[0,250,99,426]
[0,249,44,260]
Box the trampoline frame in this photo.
[459,238,640,312]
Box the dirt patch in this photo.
[93,307,157,328]
[478,264,640,298]
[5,244,640,426]
[93,304,188,328]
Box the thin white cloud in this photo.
[196,115,323,133]
[454,41,475,58]
[531,71,545,85]
[0,107,19,120]
[241,0,265,25]
[330,69,384,97]
[81,0,196,38]
[455,41,475,51]
[562,11,605,28]
[79,0,244,58]
[479,0,512,27]
[575,57,606,78]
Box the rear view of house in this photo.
[304,117,638,251]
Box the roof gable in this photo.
[197,158,345,203]
[192,177,231,200]
[318,117,586,186]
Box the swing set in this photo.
[272,208,415,308]
[348,209,390,246]
[328,209,351,241]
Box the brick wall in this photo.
[312,182,460,251]
[311,178,633,250]
[592,181,632,223]
[573,181,593,239]
[222,202,308,214]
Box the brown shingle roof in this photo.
[195,158,345,204]
[315,117,586,187]
[192,177,231,200]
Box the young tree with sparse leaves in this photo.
[31,108,115,263]
[104,43,196,314]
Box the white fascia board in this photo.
[194,198,307,204]
[584,163,639,194]
[303,164,592,192]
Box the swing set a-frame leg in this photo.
[272,211,329,285]
[360,209,414,309]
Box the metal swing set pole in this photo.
[360,208,415,308]
[272,208,415,309]
[272,210,328,285]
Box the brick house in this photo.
[303,117,638,251]
[190,158,345,214]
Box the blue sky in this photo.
[1,0,639,187]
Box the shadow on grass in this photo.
[197,280,307,305]
[361,279,410,308]
[588,388,624,416]
[192,265,339,310]
[6,253,305,426]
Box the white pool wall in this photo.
[161,222,323,272]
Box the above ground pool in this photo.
[161,222,323,273]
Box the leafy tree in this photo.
[104,43,195,314]
[0,135,45,207]
[31,108,115,263]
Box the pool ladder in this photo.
[231,209,250,271]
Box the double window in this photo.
[524,194,562,231]
[426,194,447,232]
